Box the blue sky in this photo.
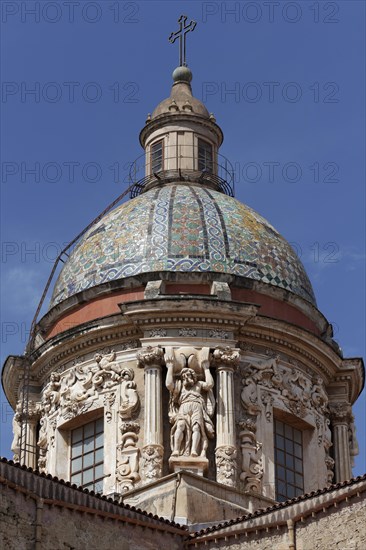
[0,1,365,476]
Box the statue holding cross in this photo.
[169,15,197,67]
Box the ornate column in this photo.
[212,346,240,486]
[137,346,165,482]
[329,402,352,482]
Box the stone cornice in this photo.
[119,297,259,328]
[139,112,224,147]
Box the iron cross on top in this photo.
[169,15,197,67]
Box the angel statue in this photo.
[166,356,215,458]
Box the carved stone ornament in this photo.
[37,410,49,474]
[208,329,229,339]
[140,445,164,482]
[149,328,167,338]
[103,392,116,423]
[136,345,164,369]
[212,346,240,369]
[240,355,328,422]
[329,402,352,423]
[215,445,237,487]
[165,348,215,460]
[116,421,140,493]
[179,328,197,337]
[261,391,274,422]
[119,367,140,420]
[47,351,131,420]
[238,420,263,493]
[42,373,61,414]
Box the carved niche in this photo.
[165,347,215,461]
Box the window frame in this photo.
[197,138,214,173]
[150,139,164,174]
[70,417,104,493]
[274,418,304,502]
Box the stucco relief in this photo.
[37,411,48,474]
[216,446,237,487]
[165,350,215,459]
[116,421,140,493]
[238,419,263,493]
[240,355,330,421]
[240,353,334,490]
[114,367,141,492]
[41,351,138,421]
[140,445,164,482]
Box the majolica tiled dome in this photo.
[50,184,316,308]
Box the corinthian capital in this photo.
[212,346,240,369]
[329,401,352,423]
[137,345,164,369]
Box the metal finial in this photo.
[168,15,197,67]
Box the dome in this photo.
[50,184,316,308]
[151,67,210,119]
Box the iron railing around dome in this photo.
[128,145,235,198]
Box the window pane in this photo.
[151,141,163,172]
[277,466,286,480]
[295,458,303,473]
[294,429,302,443]
[198,139,213,172]
[276,421,284,435]
[83,468,94,484]
[95,417,103,434]
[294,443,302,458]
[84,422,95,439]
[94,480,103,494]
[71,457,82,473]
[277,480,286,495]
[83,452,94,468]
[286,470,294,483]
[285,454,294,469]
[285,439,293,453]
[95,432,104,449]
[72,427,83,443]
[287,485,295,498]
[295,473,303,486]
[276,450,285,465]
[71,473,82,486]
[72,439,83,458]
[95,464,104,479]
[95,447,104,463]
[285,424,292,439]
[84,435,95,453]
[276,435,285,450]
